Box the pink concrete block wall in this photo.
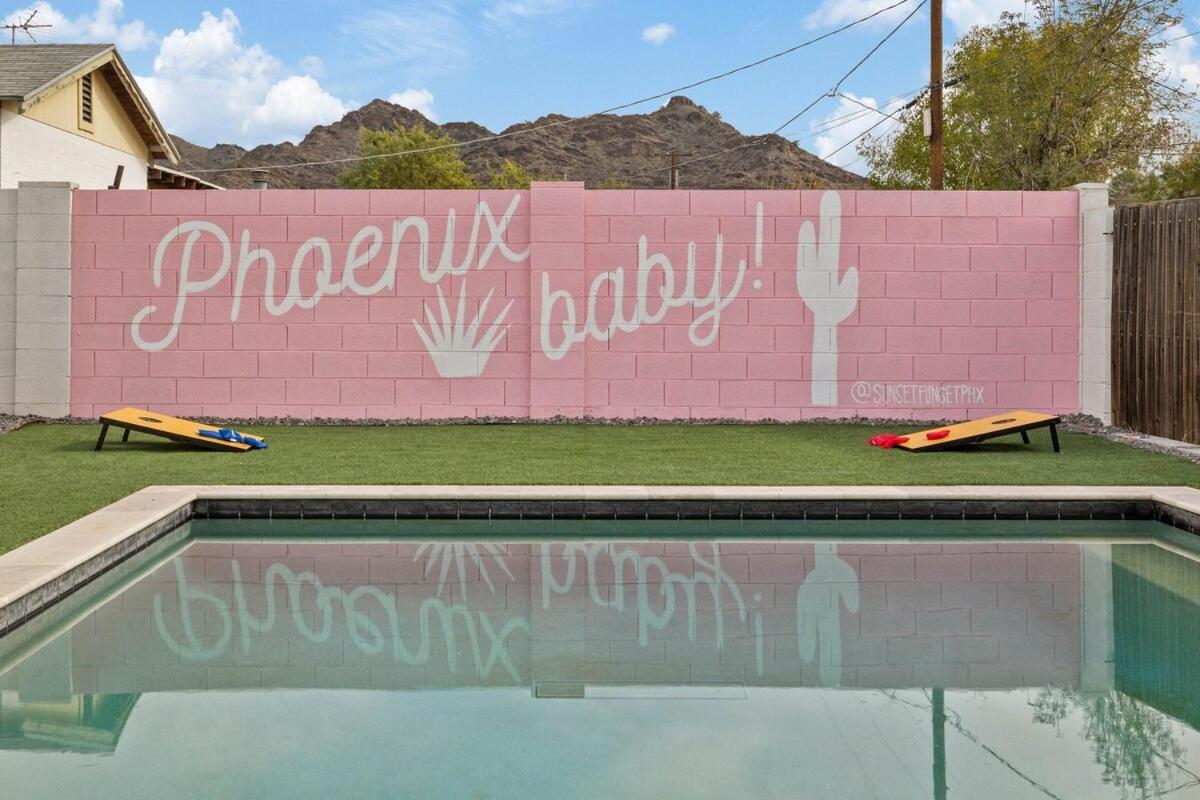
[70,185,1080,420]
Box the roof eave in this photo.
[103,49,179,165]
[17,45,180,166]
[17,46,114,111]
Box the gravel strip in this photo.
[0,415,37,435]
[4,411,1197,464]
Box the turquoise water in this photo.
[2,519,1199,799]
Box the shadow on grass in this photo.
[54,439,199,454]
[911,442,1053,455]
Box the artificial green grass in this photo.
[0,421,1197,554]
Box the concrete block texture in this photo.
[16,348,69,378]
[69,187,1084,420]
[15,268,70,297]
[1073,184,1112,423]
[15,241,71,271]
[16,213,70,243]
[6,183,73,415]
[17,184,74,216]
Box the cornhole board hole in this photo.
[95,407,264,452]
[896,411,1062,453]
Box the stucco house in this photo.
[0,44,213,190]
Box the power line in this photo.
[189,0,914,175]
[827,4,1192,172]
[826,93,925,164]
[837,92,907,122]
[635,0,927,181]
[1163,27,1200,44]
[769,0,928,137]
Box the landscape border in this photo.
[1,483,1198,637]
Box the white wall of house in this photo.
[0,188,14,412]
[0,108,148,190]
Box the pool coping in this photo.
[1,483,1199,636]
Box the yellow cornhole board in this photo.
[96,407,263,452]
[896,411,1062,453]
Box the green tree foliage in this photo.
[486,159,542,189]
[594,175,630,189]
[1113,143,1200,202]
[860,0,1193,189]
[336,124,476,189]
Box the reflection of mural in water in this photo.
[796,542,859,687]
[12,536,1200,799]
[144,541,872,686]
[3,538,1098,706]
[539,541,749,645]
[152,559,530,682]
[416,540,514,598]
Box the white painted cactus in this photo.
[796,191,858,406]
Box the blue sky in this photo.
[5,0,1199,172]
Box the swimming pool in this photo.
[2,516,1199,799]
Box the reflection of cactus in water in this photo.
[796,191,857,406]
[796,542,859,686]
[1031,687,1193,797]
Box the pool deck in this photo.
[2,483,1200,635]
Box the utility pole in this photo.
[668,151,692,189]
[929,0,944,189]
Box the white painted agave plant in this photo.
[413,279,514,378]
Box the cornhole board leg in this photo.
[1050,424,1061,453]
[95,423,109,451]
[1020,430,1030,444]
[121,428,131,443]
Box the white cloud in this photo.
[641,22,676,46]
[484,0,591,27]
[346,6,468,73]
[2,0,155,50]
[803,0,916,30]
[136,9,351,146]
[298,54,325,78]
[944,0,1026,30]
[803,0,1022,32]
[250,75,348,131]
[807,93,904,174]
[1157,23,1200,90]
[388,88,437,120]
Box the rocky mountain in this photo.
[171,96,868,190]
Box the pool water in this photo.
[2,519,1200,799]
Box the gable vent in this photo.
[80,73,93,125]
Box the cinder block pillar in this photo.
[528,181,587,419]
[13,181,74,417]
[0,189,15,414]
[1074,183,1113,424]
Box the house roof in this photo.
[0,44,178,164]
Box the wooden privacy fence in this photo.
[1112,199,1200,444]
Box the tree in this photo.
[1113,143,1200,202]
[594,175,630,189]
[860,0,1193,190]
[486,159,539,189]
[336,124,476,189]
